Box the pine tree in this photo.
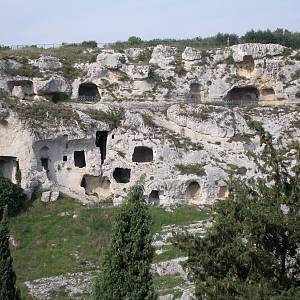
[93,185,157,300]
[0,206,21,300]
[174,123,300,300]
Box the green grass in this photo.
[153,245,185,263]
[10,196,209,298]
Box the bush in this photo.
[5,64,42,78]
[0,174,27,217]
[81,41,98,48]
[127,36,143,46]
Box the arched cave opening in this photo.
[81,175,111,197]
[188,82,201,104]
[40,146,50,172]
[132,146,153,163]
[148,190,160,205]
[96,131,109,164]
[8,80,34,98]
[0,156,17,181]
[237,55,255,73]
[113,168,131,183]
[74,151,86,168]
[185,181,203,204]
[261,88,276,101]
[47,92,69,103]
[224,86,259,105]
[78,83,99,100]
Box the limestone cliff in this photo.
[0,43,300,206]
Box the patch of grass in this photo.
[6,64,42,78]
[150,205,209,232]
[10,196,115,282]
[154,245,185,263]
[85,107,125,129]
[153,275,185,291]
[175,163,206,177]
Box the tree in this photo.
[0,206,21,300]
[93,185,157,300]
[128,36,143,46]
[174,123,300,300]
[0,174,27,217]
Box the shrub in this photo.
[291,69,300,81]
[81,41,98,48]
[5,64,42,78]
[0,174,27,217]
[175,164,206,177]
[127,36,143,46]
[295,90,300,98]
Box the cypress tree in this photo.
[0,206,21,300]
[94,185,157,300]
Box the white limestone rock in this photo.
[31,56,62,71]
[96,51,127,69]
[34,75,71,95]
[182,47,202,61]
[126,64,150,80]
[231,43,286,62]
[150,45,178,68]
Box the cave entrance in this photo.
[188,83,201,104]
[96,131,109,164]
[148,190,160,205]
[81,175,111,197]
[113,168,131,183]
[218,186,228,199]
[185,181,203,204]
[132,146,153,163]
[78,83,99,100]
[0,156,17,181]
[74,151,86,168]
[7,80,34,98]
[237,55,255,76]
[224,86,259,105]
[47,92,69,103]
[40,146,50,172]
[261,88,276,101]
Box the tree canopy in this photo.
[174,124,300,299]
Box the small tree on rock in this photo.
[93,185,157,300]
[0,206,21,300]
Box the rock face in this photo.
[1,43,300,205]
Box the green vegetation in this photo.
[94,185,156,300]
[107,29,300,50]
[10,195,208,285]
[85,107,125,129]
[5,64,42,78]
[175,126,300,299]
[291,69,300,81]
[0,174,27,217]
[175,164,206,177]
[0,207,21,300]
[2,98,86,132]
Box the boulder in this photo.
[150,45,177,68]
[41,190,59,203]
[180,291,196,300]
[96,51,127,70]
[182,47,202,61]
[34,75,71,95]
[125,48,151,61]
[31,56,62,71]
[231,43,286,62]
[126,64,150,80]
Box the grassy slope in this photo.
[10,195,209,299]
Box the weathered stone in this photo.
[96,51,127,69]
[31,56,62,71]
[126,64,150,79]
[150,45,178,68]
